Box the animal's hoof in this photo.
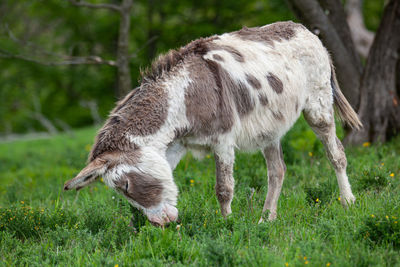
[340,194,356,208]
[268,212,277,221]
[258,211,277,224]
[221,206,232,218]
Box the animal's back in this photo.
[114,21,334,152]
[189,21,332,150]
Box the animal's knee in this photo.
[268,163,286,179]
[304,109,334,136]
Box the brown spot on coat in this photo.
[185,56,255,136]
[184,57,234,136]
[212,54,224,61]
[259,95,269,106]
[204,58,254,116]
[231,81,254,116]
[266,73,284,94]
[234,21,301,45]
[116,171,164,208]
[246,74,262,89]
[272,110,284,121]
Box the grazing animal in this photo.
[64,21,362,225]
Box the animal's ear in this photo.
[64,157,108,191]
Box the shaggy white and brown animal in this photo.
[64,21,362,226]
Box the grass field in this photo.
[1,118,399,266]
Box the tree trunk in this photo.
[345,0,400,144]
[116,0,133,98]
[287,0,400,144]
[345,0,375,58]
[318,0,363,72]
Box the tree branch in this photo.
[0,49,116,66]
[67,0,121,12]
[129,35,158,58]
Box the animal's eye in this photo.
[125,181,129,193]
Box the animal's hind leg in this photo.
[304,107,356,207]
[214,147,235,217]
[259,142,286,223]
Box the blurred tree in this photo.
[346,0,374,58]
[0,0,295,134]
[287,0,400,144]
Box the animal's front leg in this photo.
[214,148,235,217]
[166,141,186,170]
[259,142,286,222]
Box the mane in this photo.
[141,35,219,82]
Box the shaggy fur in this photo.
[64,21,362,226]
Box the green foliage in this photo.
[0,0,385,134]
[359,214,400,249]
[304,180,335,206]
[0,120,400,265]
[354,166,390,191]
[0,0,295,134]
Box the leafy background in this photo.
[0,0,383,134]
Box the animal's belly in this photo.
[234,101,303,151]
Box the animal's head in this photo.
[63,146,179,226]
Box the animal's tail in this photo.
[330,63,363,130]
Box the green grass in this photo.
[1,120,400,266]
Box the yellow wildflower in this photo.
[100,177,104,182]
[114,265,119,267]
[305,261,309,265]
[362,142,370,147]
[381,163,384,166]
[371,214,375,218]
[308,152,313,157]
[316,198,320,203]
[390,173,394,177]
[326,263,331,267]
[386,215,389,219]
[206,154,211,159]
[338,197,341,201]
[285,263,289,267]
[304,257,307,260]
